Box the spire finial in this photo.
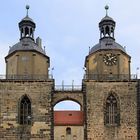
[105,5,109,16]
[26,5,30,17]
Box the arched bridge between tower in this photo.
[53,85,84,110]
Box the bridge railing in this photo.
[55,85,82,91]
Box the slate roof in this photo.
[21,16,34,22]
[8,38,46,56]
[100,15,114,22]
[90,37,126,54]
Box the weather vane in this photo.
[26,5,30,16]
[105,5,109,16]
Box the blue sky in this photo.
[0,0,140,85]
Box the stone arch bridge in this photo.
[53,85,85,110]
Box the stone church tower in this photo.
[0,6,54,140]
[85,6,130,81]
[83,5,138,140]
[5,5,50,80]
[0,5,139,140]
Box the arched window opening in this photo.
[30,28,32,34]
[61,135,65,140]
[111,27,114,33]
[19,95,31,125]
[54,100,81,111]
[21,28,24,37]
[101,27,105,36]
[66,127,71,135]
[104,93,120,126]
[25,27,29,37]
[105,26,110,36]
[30,28,33,36]
[21,28,23,33]
[111,27,114,38]
[73,135,77,140]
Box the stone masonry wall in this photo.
[0,80,54,140]
[84,81,137,140]
[53,91,83,109]
[54,126,84,140]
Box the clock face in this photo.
[103,53,117,66]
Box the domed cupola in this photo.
[99,5,115,40]
[19,5,36,40]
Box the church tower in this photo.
[5,5,50,80]
[85,6,131,81]
[83,6,137,140]
[0,6,53,140]
[0,4,139,140]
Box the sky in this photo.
[0,0,140,86]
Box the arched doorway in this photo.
[53,100,84,140]
[54,100,81,111]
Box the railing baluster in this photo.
[55,85,82,91]
[0,74,138,81]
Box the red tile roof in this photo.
[54,111,84,126]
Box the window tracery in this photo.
[19,95,31,125]
[104,93,120,126]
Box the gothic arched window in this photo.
[61,135,65,140]
[66,127,71,135]
[104,93,120,126]
[19,95,31,125]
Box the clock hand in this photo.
[108,57,112,61]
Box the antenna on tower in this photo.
[26,5,30,17]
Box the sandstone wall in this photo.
[54,126,84,140]
[0,80,53,140]
[84,81,137,140]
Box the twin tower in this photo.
[5,5,130,81]
[0,5,139,140]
